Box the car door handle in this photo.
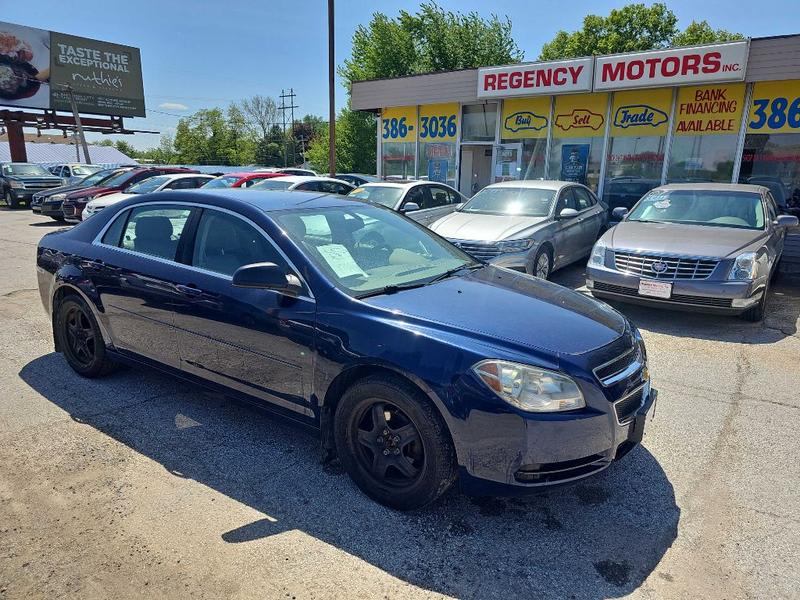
[176,284,203,296]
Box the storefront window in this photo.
[381,106,417,180]
[738,80,800,212]
[499,97,550,181]
[549,93,608,192]
[462,103,498,142]
[667,83,745,183]
[603,89,672,208]
[417,103,459,186]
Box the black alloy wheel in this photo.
[334,375,457,510]
[56,297,117,377]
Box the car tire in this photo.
[4,191,19,209]
[531,246,553,280]
[55,296,117,377]
[334,374,457,510]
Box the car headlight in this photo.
[472,359,585,412]
[589,239,607,267]
[9,180,25,189]
[50,193,66,201]
[728,252,767,281]
[497,238,536,252]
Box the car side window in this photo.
[556,188,577,213]
[573,187,594,211]
[191,210,288,277]
[428,186,452,208]
[294,182,317,192]
[402,186,426,209]
[101,210,128,246]
[119,205,193,261]
[242,179,259,188]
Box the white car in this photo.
[348,181,466,226]
[82,173,214,219]
[249,175,355,195]
[254,167,317,176]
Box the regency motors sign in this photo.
[594,41,749,91]
[477,58,593,98]
[0,21,145,117]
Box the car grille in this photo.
[450,240,502,261]
[24,182,61,190]
[593,344,644,387]
[614,386,645,424]
[613,251,719,280]
[593,281,734,308]
[62,204,77,217]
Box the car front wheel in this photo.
[334,375,457,510]
[55,296,117,377]
[4,191,19,209]
[531,246,552,279]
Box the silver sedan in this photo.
[429,180,607,279]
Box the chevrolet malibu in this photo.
[586,183,798,321]
[430,180,607,279]
[37,190,654,509]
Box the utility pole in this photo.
[328,0,335,177]
[65,85,91,164]
[279,88,298,166]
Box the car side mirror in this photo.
[775,214,799,229]
[232,262,302,296]
[612,207,629,220]
[558,207,579,219]
[401,202,420,213]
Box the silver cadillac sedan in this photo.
[429,181,607,279]
[586,183,798,321]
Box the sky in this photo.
[3,0,798,150]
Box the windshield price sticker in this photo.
[317,244,368,279]
[381,106,417,142]
[419,103,459,142]
[747,80,800,134]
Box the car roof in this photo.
[486,179,579,191]
[220,172,281,178]
[358,180,450,189]
[279,176,352,184]
[188,189,359,212]
[653,183,767,194]
[155,173,213,181]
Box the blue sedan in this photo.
[36,189,655,509]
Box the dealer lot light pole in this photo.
[328,0,335,177]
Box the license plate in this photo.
[638,279,672,299]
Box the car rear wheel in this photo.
[55,297,117,377]
[334,375,456,510]
[531,246,552,280]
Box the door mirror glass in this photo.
[232,262,302,295]
[612,206,629,220]
[775,214,799,229]
[401,202,420,213]
[558,207,579,219]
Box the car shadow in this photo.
[551,264,800,343]
[20,353,679,599]
[29,219,70,227]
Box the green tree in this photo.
[113,139,139,159]
[671,20,744,47]
[173,107,254,165]
[539,3,742,60]
[326,2,523,175]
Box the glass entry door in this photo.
[494,143,522,183]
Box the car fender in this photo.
[51,269,113,347]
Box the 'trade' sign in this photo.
[478,58,593,98]
[594,41,749,91]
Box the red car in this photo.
[61,167,197,223]
[201,172,286,189]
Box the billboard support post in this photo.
[65,86,91,164]
[5,121,27,162]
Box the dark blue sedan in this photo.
[36,189,655,509]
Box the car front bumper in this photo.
[487,249,536,273]
[455,375,656,495]
[586,265,764,314]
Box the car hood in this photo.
[91,192,132,206]
[430,211,548,241]
[609,221,767,258]
[38,182,87,197]
[8,175,62,184]
[363,266,626,356]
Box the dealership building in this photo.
[351,36,800,214]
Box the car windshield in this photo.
[126,175,170,194]
[79,169,118,186]
[202,175,240,189]
[627,190,765,230]
[460,187,555,217]
[348,185,404,208]
[273,204,475,297]
[72,165,102,176]
[2,163,51,176]
[251,179,294,190]
[99,170,139,188]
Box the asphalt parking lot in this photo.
[1,208,798,600]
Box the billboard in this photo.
[0,21,145,117]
